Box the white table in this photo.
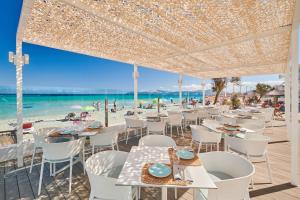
[116,146,217,200]
[202,119,255,149]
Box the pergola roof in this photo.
[19,0,296,78]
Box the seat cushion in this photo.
[208,171,233,181]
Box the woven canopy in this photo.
[19,0,296,78]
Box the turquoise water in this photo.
[0,92,203,120]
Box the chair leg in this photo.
[92,145,95,155]
[30,147,36,173]
[126,130,129,144]
[69,158,73,193]
[181,126,184,138]
[175,188,177,199]
[266,154,273,183]
[176,126,179,136]
[170,125,173,138]
[53,163,56,176]
[38,158,44,195]
[82,150,86,174]
[138,186,141,199]
[197,142,202,154]
[116,142,119,151]
[217,143,219,151]
[50,162,52,176]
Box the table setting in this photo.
[116,146,216,200]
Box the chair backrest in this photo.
[42,138,84,161]
[85,151,132,200]
[190,125,222,143]
[167,112,182,125]
[240,119,265,133]
[200,152,254,200]
[262,108,274,121]
[182,112,198,121]
[219,116,237,125]
[125,117,144,128]
[33,127,58,147]
[146,120,165,133]
[225,134,270,156]
[209,108,220,115]
[138,135,176,147]
[90,126,119,147]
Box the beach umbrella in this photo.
[81,106,96,111]
[152,98,158,104]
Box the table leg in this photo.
[161,187,167,200]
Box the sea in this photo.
[0,92,203,120]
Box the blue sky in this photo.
[0,1,283,93]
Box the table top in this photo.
[202,120,255,134]
[116,146,217,189]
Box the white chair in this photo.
[208,108,220,118]
[38,138,85,195]
[196,151,255,200]
[146,120,166,135]
[217,116,237,125]
[138,135,176,199]
[125,117,145,144]
[138,135,176,147]
[90,126,121,154]
[196,109,211,124]
[190,125,222,153]
[240,119,265,134]
[30,127,58,173]
[86,151,136,200]
[182,112,198,129]
[225,134,272,187]
[167,111,184,137]
[262,108,274,133]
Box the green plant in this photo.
[230,94,241,109]
[212,78,227,105]
[256,83,272,101]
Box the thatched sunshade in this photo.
[19,0,296,78]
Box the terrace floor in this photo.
[0,122,299,200]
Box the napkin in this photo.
[173,165,193,183]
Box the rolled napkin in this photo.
[173,165,193,183]
[173,166,182,180]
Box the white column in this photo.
[290,2,299,185]
[133,64,139,114]
[201,82,206,106]
[16,42,24,167]
[178,74,183,105]
[285,66,291,140]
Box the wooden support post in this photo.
[157,97,160,113]
[105,99,108,127]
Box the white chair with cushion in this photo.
[38,138,85,194]
[225,133,272,187]
[125,117,145,144]
[167,111,184,137]
[146,120,166,135]
[86,151,136,200]
[30,127,58,173]
[190,125,222,153]
[138,135,176,147]
[196,151,255,200]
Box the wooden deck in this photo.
[0,123,299,200]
